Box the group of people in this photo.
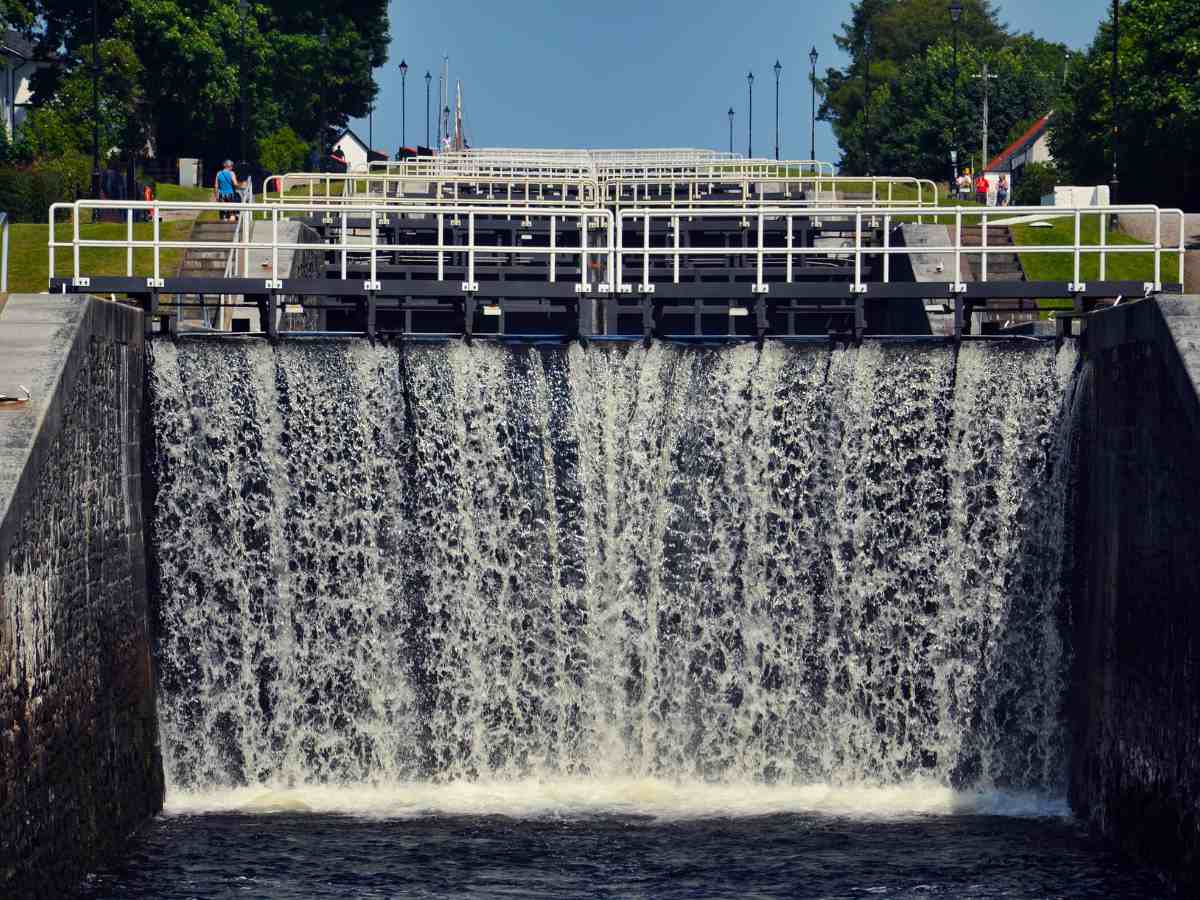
[955,169,1010,207]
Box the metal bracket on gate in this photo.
[146,277,165,288]
[618,284,634,294]
[363,280,382,292]
[637,283,656,294]
[751,283,770,294]
[575,283,591,293]
[265,279,283,291]
[1067,282,1087,294]
[71,276,90,288]
[461,282,479,292]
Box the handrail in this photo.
[602,175,938,210]
[263,172,602,208]
[613,204,1186,293]
[49,200,617,292]
[0,211,8,293]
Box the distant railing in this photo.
[263,172,601,208]
[602,175,938,211]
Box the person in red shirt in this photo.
[975,173,989,205]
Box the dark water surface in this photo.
[83,812,1165,899]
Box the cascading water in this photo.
[146,338,1079,804]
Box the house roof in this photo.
[333,128,369,152]
[1,29,36,60]
[986,113,1051,172]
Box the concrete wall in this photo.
[0,295,162,898]
[1071,295,1200,891]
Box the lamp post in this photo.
[809,46,818,162]
[238,0,247,167]
[863,28,872,174]
[728,107,734,155]
[399,59,408,149]
[949,1,962,184]
[1110,0,1119,210]
[90,0,99,198]
[747,71,754,158]
[773,60,782,161]
[425,70,432,147]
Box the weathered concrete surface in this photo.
[1072,295,1200,891]
[0,295,163,898]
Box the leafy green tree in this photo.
[1049,0,1200,207]
[257,125,308,175]
[24,1,389,170]
[819,0,1066,177]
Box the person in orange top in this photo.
[974,173,989,205]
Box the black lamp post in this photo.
[238,0,247,167]
[773,59,782,160]
[91,0,99,198]
[949,1,962,184]
[399,59,408,149]
[444,104,451,149]
[863,28,872,174]
[1110,0,1119,210]
[747,71,754,158]
[728,107,734,155]
[809,46,818,161]
[425,70,431,148]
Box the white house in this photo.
[1,30,51,139]
[985,112,1053,179]
[331,128,388,173]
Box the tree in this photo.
[1049,0,1200,208]
[818,0,1066,177]
[257,125,308,175]
[24,1,390,170]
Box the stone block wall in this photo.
[0,296,162,899]
[1071,296,1200,892]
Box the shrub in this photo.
[257,127,309,177]
[1013,161,1059,206]
[0,154,90,223]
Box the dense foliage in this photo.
[2,1,389,172]
[1048,0,1200,207]
[819,0,1068,179]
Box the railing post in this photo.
[756,211,764,288]
[340,210,348,280]
[1154,206,1162,288]
[1099,210,1107,281]
[954,208,962,290]
[1073,208,1082,289]
[127,208,134,276]
[549,214,557,283]
[673,214,680,284]
[437,211,444,282]
[468,211,476,288]
[272,208,279,286]
[883,214,891,283]
[786,214,793,283]
[73,203,81,279]
[643,211,650,287]
[981,209,989,282]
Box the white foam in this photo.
[165,778,1071,821]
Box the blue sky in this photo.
[349,0,1113,164]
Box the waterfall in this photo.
[146,338,1079,796]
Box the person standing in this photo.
[214,159,241,222]
[975,172,989,206]
[997,174,1009,207]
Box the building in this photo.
[0,29,50,138]
[985,113,1053,180]
[330,128,388,173]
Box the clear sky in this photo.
[349,0,1113,164]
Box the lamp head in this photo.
[809,46,819,67]
[949,1,963,24]
[399,59,408,76]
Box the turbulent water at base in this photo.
[147,338,1079,800]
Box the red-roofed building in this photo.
[985,113,1053,179]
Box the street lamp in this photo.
[863,28,872,174]
[728,107,734,155]
[399,59,408,149]
[809,46,818,162]
[1110,0,1119,209]
[773,59,782,161]
[425,70,432,147]
[91,0,99,198]
[747,71,754,158]
[949,1,962,184]
[238,0,248,167]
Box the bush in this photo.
[0,155,90,223]
[257,127,309,177]
[1013,161,1059,206]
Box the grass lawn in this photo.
[8,219,196,294]
[154,183,215,203]
[1011,216,1162,283]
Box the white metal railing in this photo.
[0,211,8,292]
[48,200,1185,302]
[263,172,601,209]
[49,200,616,293]
[603,175,938,211]
[614,204,1186,293]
